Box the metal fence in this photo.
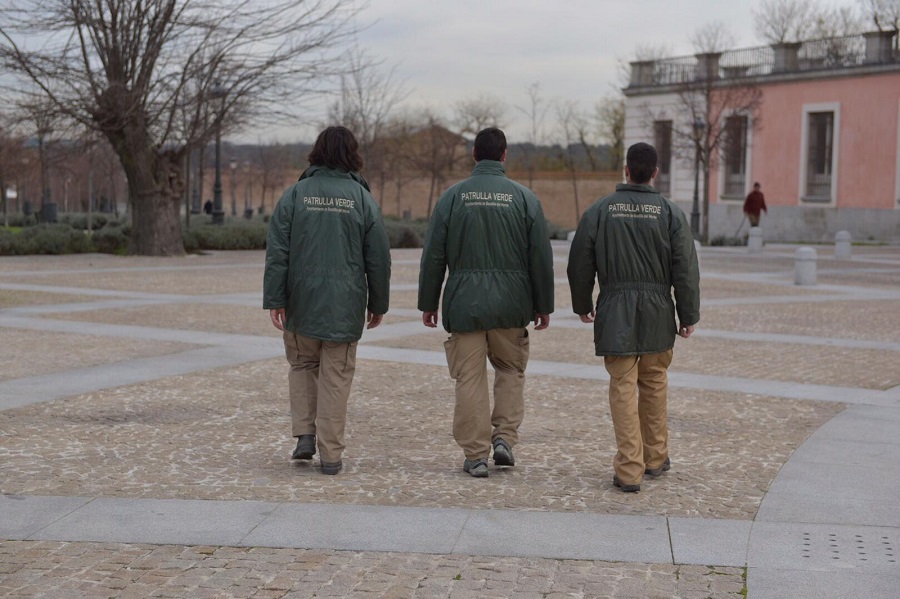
[635,33,894,88]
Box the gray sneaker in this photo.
[492,438,515,466]
[462,458,489,477]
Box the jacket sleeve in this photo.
[263,189,295,309]
[363,197,391,315]
[527,197,555,315]
[566,207,598,316]
[417,200,449,312]
[670,207,700,327]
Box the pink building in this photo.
[624,31,900,243]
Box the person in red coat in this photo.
[743,182,767,226]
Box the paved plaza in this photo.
[1,241,899,598]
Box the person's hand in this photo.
[367,311,384,329]
[422,311,438,328]
[533,313,550,330]
[678,324,695,338]
[270,308,286,332]
[579,310,596,324]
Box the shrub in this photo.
[546,220,571,240]
[0,224,92,255]
[91,223,131,254]
[184,222,268,251]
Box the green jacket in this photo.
[567,183,700,356]
[418,160,555,332]
[263,165,391,342]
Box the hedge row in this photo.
[0,214,569,255]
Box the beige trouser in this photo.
[444,328,530,460]
[283,332,357,463]
[604,349,674,485]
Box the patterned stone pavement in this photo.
[2,241,899,598]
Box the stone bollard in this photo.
[748,226,763,253]
[834,230,852,259]
[794,247,818,286]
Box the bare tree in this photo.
[811,4,865,38]
[555,100,589,222]
[667,80,763,243]
[453,94,508,137]
[404,109,466,218]
[514,83,551,188]
[691,21,737,54]
[327,47,409,203]
[861,0,900,31]
[753,0,819,43]
[595,96,625,171]
[0,0,359,255]
[255,142,293,215]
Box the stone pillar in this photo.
[695,52,722,81]
[834,230,852,259]
[864,30,895,65]
[795,247,818,286]
[772,42,802,72]
[748,227,763,253]
[629,61,656,86]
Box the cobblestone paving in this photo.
[699,299,900,342]
[0,541,747,599]
[0,359,841,519]
[2,244,898,598]
[0,329,200,382]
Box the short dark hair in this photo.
[308,126,363,172]
[753,181,761,188]
[473,127,507,161]
[626,142,658,184]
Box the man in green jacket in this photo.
[567,142,700,493]
[264,126,391,475]
[419,127,555,478]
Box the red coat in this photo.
[743,190,767,216]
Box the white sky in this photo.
[271,0,763,143]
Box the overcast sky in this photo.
[277,0,764,143]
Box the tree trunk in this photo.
[116,139,186,256]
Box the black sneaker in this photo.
[613,474,641,493]
[492,438,515,466]
[644,457,671,477]
[291,435,316,460]
[321,460,342,475]
[462,458,489,477]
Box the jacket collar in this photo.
[616,182,657,193]
[471,160,507,177]
[298,165,371,191]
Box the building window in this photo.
[805,111,834,200]
[654,120,672,194]
[723,115,748,197]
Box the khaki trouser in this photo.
[283,332,357,463]
[444,328,530,459]
[604,349,674,485]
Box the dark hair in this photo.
[753,181,761,188]
[473,127,507,161]
[307,126,363,172]
[626,142,658,184]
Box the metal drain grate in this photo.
[800,531,898,564]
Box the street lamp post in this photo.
[210,81,227,225]
[229,159,237,217]
[690,116,705,240]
